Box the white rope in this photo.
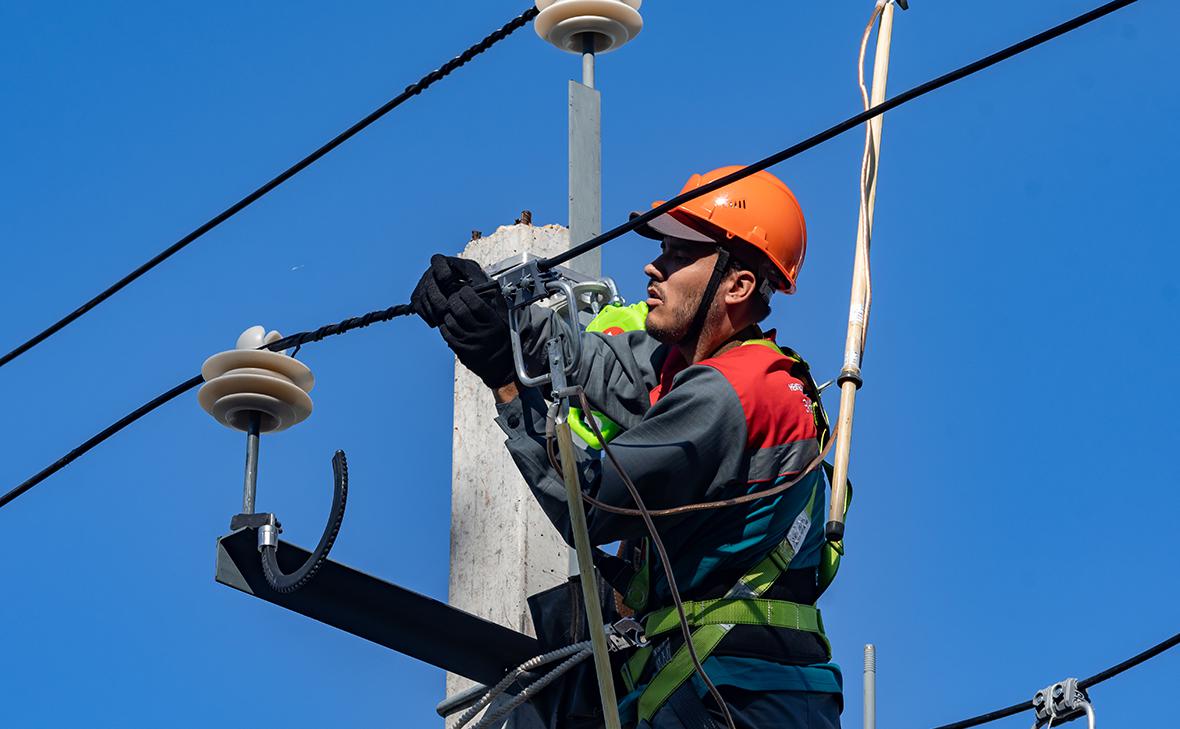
[856,0,887,353]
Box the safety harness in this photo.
[622,339,846,723]
[574,303,851,723]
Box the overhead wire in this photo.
[0,304,410,510]
[0,1,1160,724]
[0,5,539,371]
[535,0,1139,274]
[1,0,1140,513]
[930,630,1180,729]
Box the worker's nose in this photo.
[643,259,663,282]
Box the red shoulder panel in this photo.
[701,344,818,450]
[649,349,687,406]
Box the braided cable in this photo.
[448,641,593,729]
[470,649,594,729]
[259,450,348,593]
[0,304,414,510]
[0,7,538,370]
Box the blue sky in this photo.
[1,1,1176,726]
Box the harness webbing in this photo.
[570,307,851,723]
[644,597,823,639]
[625,484,824,723]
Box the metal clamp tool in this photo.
[495,257,618,387]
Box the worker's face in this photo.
[643,237,720,344]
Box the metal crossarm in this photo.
[215,528,541,686]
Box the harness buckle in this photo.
[607,617,650,651]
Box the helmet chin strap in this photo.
[682,246,731,352]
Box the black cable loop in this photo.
[0,6,538,371]
[260,450,348,593]
[0,303,415,510]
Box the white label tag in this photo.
[786,511,812,556]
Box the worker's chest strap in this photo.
[645,598,823,639]
[624,484,821,723]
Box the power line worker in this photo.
[412,166,843,729]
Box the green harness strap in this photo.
[624,486,828,723]
[644,598,825,638]
[599,333,852,722]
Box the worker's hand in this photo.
[410,254,490,328]
[439,287,515,389]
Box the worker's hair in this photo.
[725,245,778,323]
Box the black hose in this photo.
[260,450,348,594]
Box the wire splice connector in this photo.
[1032,679,1094,728]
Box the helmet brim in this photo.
[629,209,717,244]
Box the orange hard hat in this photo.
[633,166,808,294]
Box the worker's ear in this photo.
[723,267,758,307]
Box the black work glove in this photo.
[440,286,516,389]
[410,254,490,328]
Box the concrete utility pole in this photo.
[445,221,599,728]
[446,3,641,725]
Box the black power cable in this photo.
[930,630,1180,729]
[536,0,1140,273]
[1078,630,1180,689]
[0,6,539,371]
[929,699,1031,729]
[3,0,1140,509]
[0,304,411,510]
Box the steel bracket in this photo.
[215,528,541,686]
